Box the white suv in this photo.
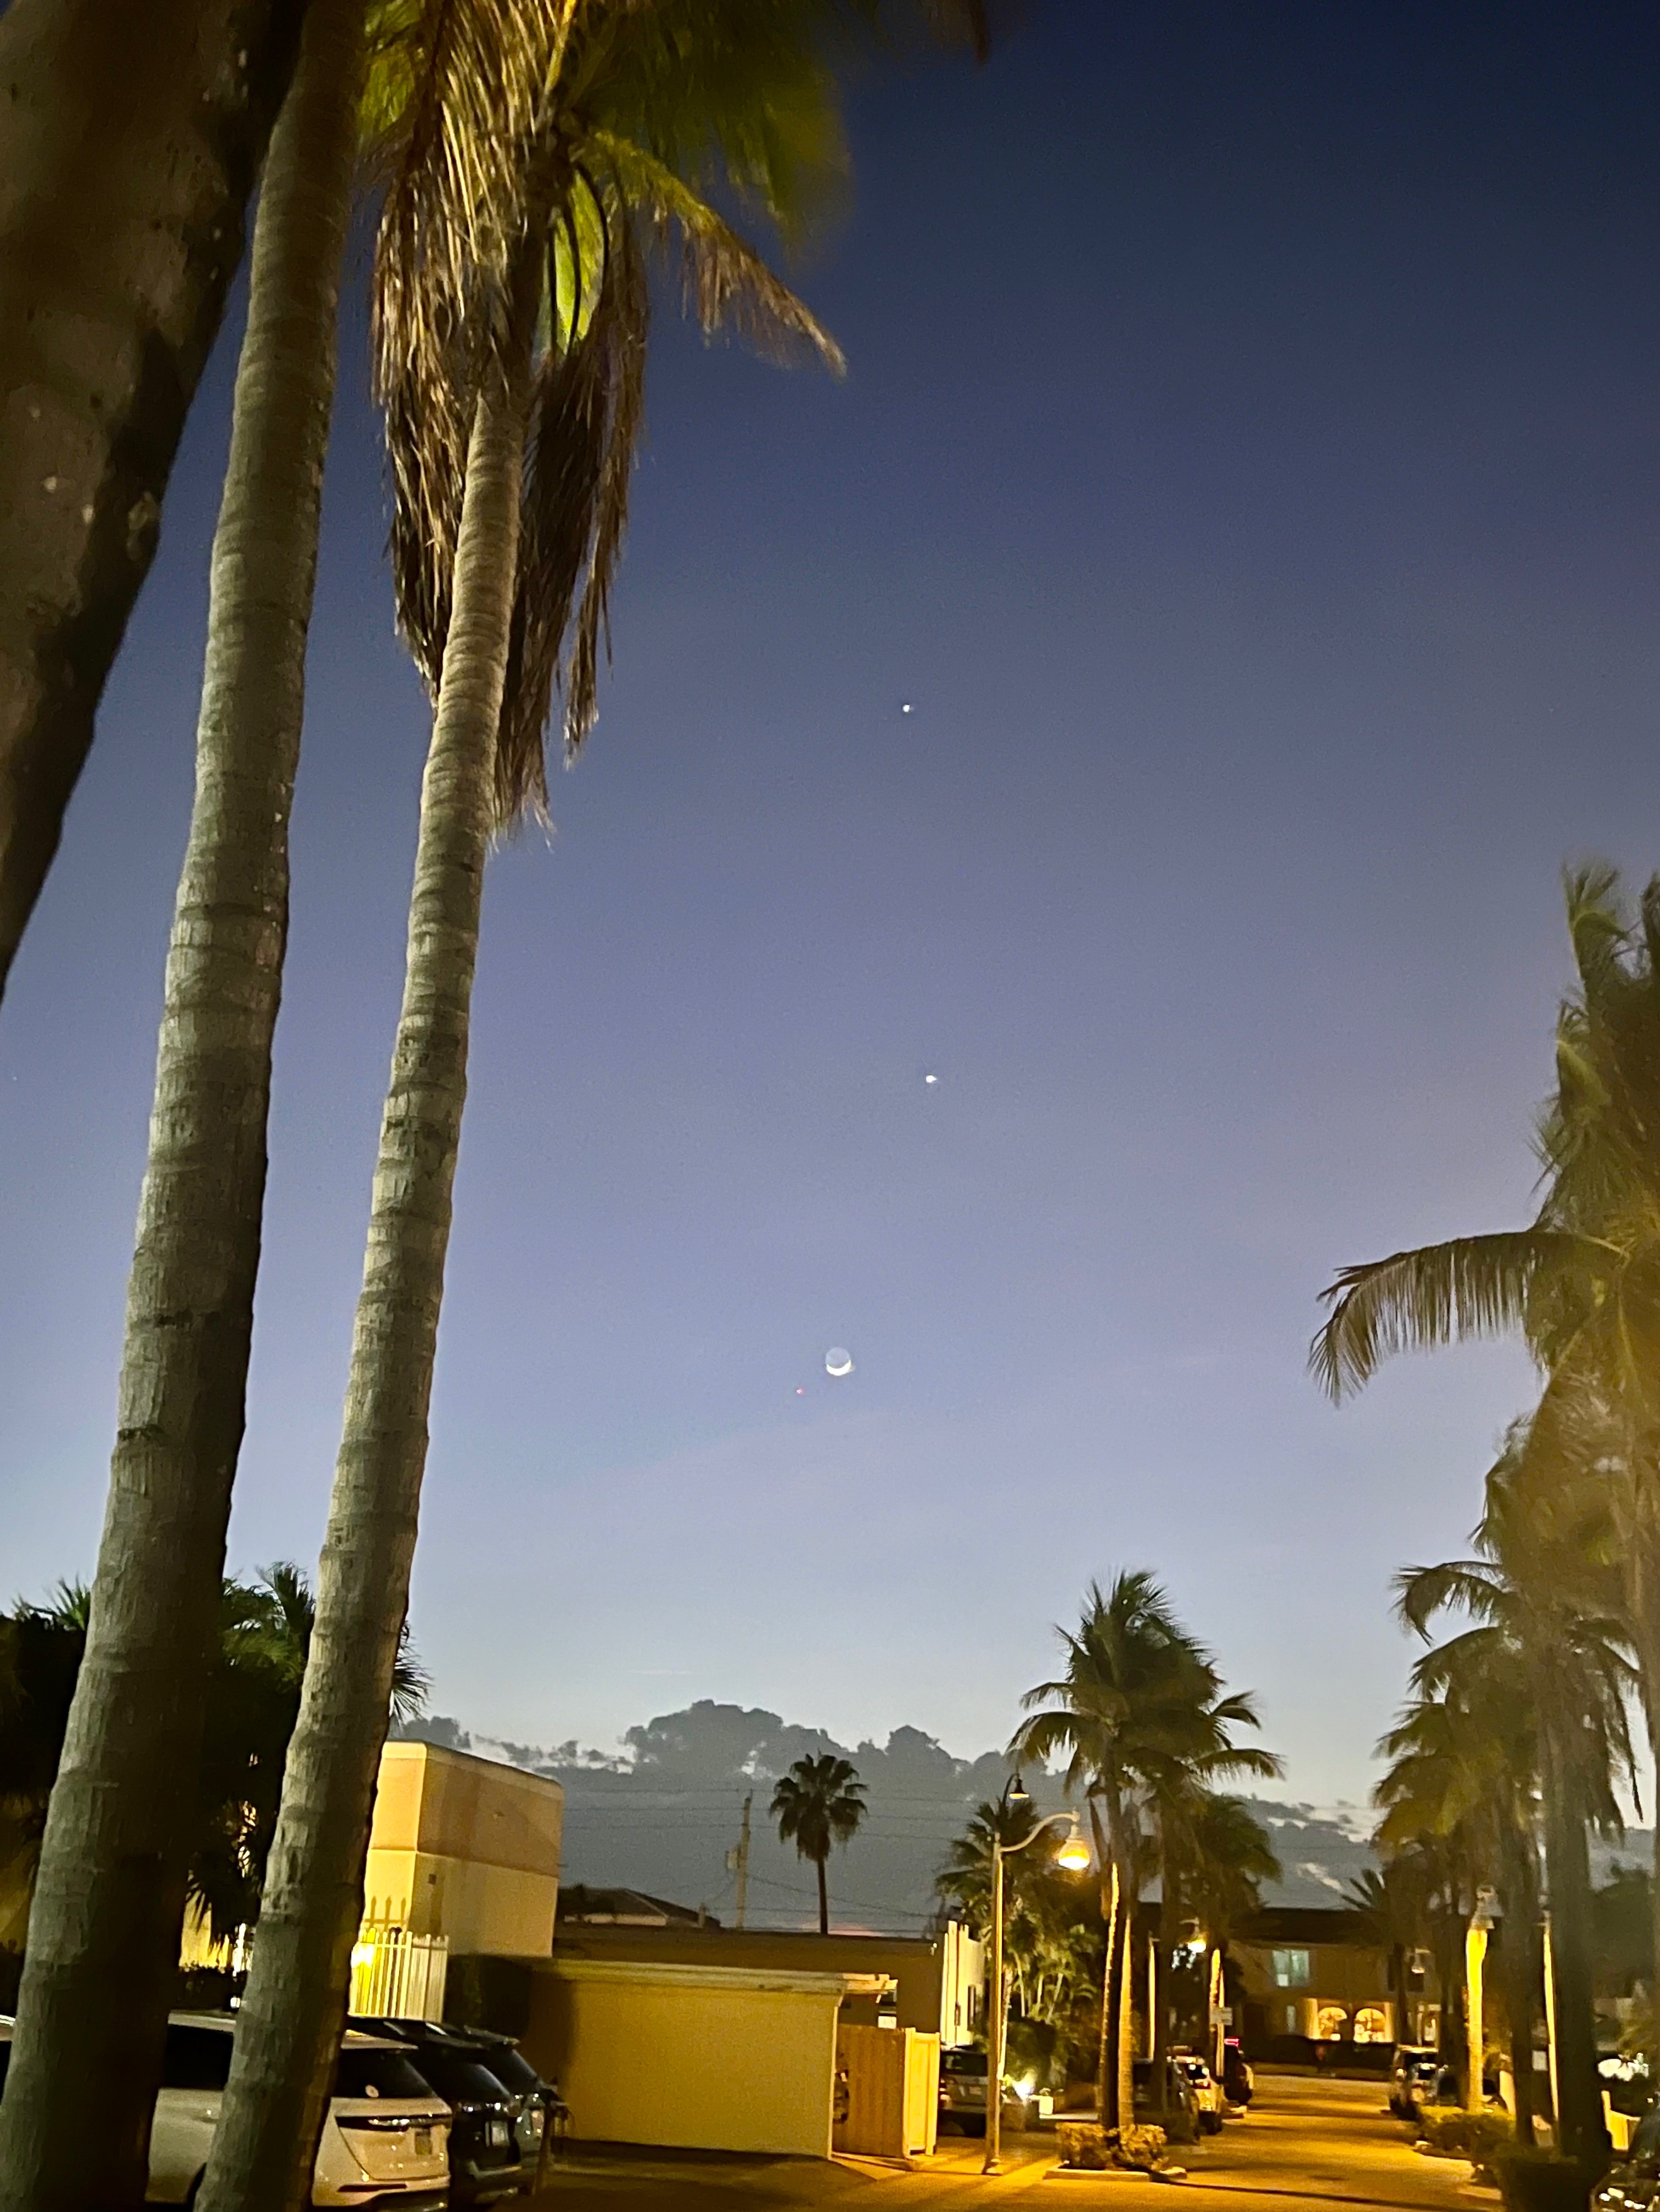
[0,2011,451,2208]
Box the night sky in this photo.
[2,0,1656,1808]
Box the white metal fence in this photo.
[349,1923,449,2021]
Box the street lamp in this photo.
[983,1779,1091,2176]
[1466,1886,1498,2114]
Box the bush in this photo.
[1492,2149,1596,2212]
[1057,2123,1170,2172]
[1418,2108,1514,2172]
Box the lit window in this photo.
[1271,1949,1310,1988]
[1354,2007,1388,2045]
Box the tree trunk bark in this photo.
[1538,1728,1608,2164]
[1626,1526,1660,2023]
[1151,1845,1177,2114]
[0,5,360,2202]
[196,261,536,2212]
[817,1856,829,1936]
[1116,1895,1136,2132]
[0,0,308,1000]
[1090,1804,1117,2128]
[1498,1830,1539,2147]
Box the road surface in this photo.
[534,2074,1482,2209]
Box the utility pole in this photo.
[725,1793,752,1930]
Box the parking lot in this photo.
[529,2074,1482,2209]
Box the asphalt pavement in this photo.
[532,2074,1484,2210]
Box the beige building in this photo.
[1232,1907,1440,2048]
[363,1739,564,1958]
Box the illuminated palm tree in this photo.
[1011,1573,1277,2130]
[1313,865,1660,2155]
[185,14,982,2212]
[0,8,375,2192]
[1386,1429,1634,2148]
[772,1755,868,1933]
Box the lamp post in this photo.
[1466,1886,1497,2113]
[983,1778,1092,2177]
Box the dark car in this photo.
[350,2023,523,2207]
[938,2049,991,2135]
[1220,2040,1254,2108]
[371,2023,564,2191]
[1595,2105,1660,2212]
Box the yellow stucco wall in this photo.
[364,1742,562,1958]
[525,1958,848,2157]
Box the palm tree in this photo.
[1010,1572,1277,2131]
[0,0,309,999]
[771,1755,868,1933]
[198,15,982,2208]
[1312,864,1660,2056]
[0,3,377,2191]
[1343,1863,1423,2065]
[1382,1428,1636,2149]
[1145,1726,1281,2103]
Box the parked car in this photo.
[1595,2104,1660,2212]
[357,2022,563,2192]
[1132,2057,1204,2135]
[0,2012,450,2209]
[1170,2052,1226,2132]
[349,2021,525,2205]
[936,2050,1030,2136]
[1220,2039,1254,2108]
[1389,2047,1441,2120]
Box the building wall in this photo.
[526,1958,846,2157]
[364,1741,563,1958]
[551,1924,958,2040]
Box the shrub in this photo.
[1492,2148,1596,2212]
[1418,2108,1514,2172]
[1056,2122,1170,2173]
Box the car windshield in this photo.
[942,2053,986,2076]
[408,2049,511,2107]
[334,2049,436,2101]
[463,2044,540,2095]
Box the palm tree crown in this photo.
[771,1752,867,1933]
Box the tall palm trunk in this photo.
[197,254,538,2212]
[1150,1840,1178,2113]
[1624,1516,1660,2022]
[1090,1803,1118,2127]
[1538,1727,1607,2162]
[0,5,361,2199]
[1116,1891,1136,2131]
[1497,1823,1539,2145]
[0,0,309,998]
[816,1855,829,1935]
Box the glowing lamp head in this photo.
[1055,1821,1091,1874]
[1006,1772,1031,1808]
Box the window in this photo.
[333,2049,436,2101]
[1354,2007,1388,2045]
[1271,1949,1310,1989]
[1316,2006,1347,2042]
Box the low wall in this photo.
[525,1957,851,2158]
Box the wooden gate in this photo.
[835,2025,940,2159]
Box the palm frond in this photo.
[587,131,845,374]
[1310,1230,1601,1399]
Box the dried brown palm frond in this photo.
[368,0,575,687]
[495,207,647,821]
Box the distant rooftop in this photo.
[558,1884,720,1929]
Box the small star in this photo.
[901,702,913,714]
[924,1073,939,1085]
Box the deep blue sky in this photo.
[2,0,1656,1807]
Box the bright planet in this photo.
[825,1347,854,1378]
